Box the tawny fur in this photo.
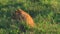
[15,9,35,28]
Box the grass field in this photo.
[0,0,60,34]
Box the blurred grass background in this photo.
[0,0,60,34]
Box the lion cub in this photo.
[15,9,35,28]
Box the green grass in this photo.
[0,0,60,34]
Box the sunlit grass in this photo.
[0,0,60,34]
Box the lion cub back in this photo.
[15,9,35,28]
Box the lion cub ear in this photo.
[15,9,19,13]
[16,9,20,11]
